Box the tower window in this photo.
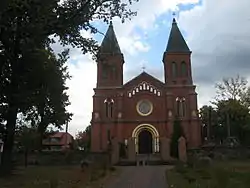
[181,61,187,77]
[102,65,109,79]
[104,98,114,118]
[176,99,181,116]
[176,97,186,117]
[111,66,117,79]
[172,62,177,77]
[105,102,109,117]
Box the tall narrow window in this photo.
[176,98,181,116]
[110,102,113,118]
[102,65,109,79]
[176,97,186,117]
[105,101,109,117]
[181,61,187,77]
[172,62,177,77]
[104,98,114,118]
[180,100,186,117]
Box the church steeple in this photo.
[162,17,193,85]
[100,21,121,54]
[165,18,190,53]
[96,22,124,88]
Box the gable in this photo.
[123,72,165,98]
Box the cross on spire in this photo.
[142,64,146,72]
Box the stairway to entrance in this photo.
[136,154,162,166]
[117,154,171,166]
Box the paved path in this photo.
[105,166,168,188]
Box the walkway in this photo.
[105,166,168,188]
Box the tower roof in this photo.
[100,22,121,54]
[165,18,190,53]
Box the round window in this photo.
[136,100,153,116]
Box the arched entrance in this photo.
[138,129,153,154]
[132,124,159,154]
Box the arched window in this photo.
[104,98,114,118]
[172,62,177,77]
[176,97,186,117]
[102,64,109,79]
[110,102,113,118]
[176,97,181,116]
[180,99,186,117]
[181,61,187,77]
[105,102,109,117]
[176,100,181,116]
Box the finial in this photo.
[142,64,146,72]
[109,20,113,26]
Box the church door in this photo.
[138,130,153,154]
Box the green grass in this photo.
[166,161,250,188]
[0,165,119,188]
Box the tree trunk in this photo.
[37,105,46,151]
[0,105,18,176]
[24,148,28,168]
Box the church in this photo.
[90,18,202,162]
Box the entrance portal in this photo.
[138,130,153,154]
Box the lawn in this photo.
[166,160,250,188]
[0,165,119,188]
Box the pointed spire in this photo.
[100,21,121,54]
[165,18,190,53]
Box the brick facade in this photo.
[90,19,201,159]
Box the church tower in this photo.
[96,22,124,88]
[163,18,193,85]
[162,18,201,148]
[91,22,124,152]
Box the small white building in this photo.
[0,139,3,153]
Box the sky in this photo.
[52,0,250,137]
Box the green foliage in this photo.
[171,117,183,158]
[15,126,39,152]
[215,75,248,102]
[75,125,91,151]
[200,75,250,145]
[200,99,250,145]
[0,0,139,174]
[167,161,250,188]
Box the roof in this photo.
[165,18,190,53]
[99,22,121,54]
[123,71,165,88]
[43,132,73,146]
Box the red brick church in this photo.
[91,18,201,161]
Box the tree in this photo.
[170,117,183,158]
[23,49,73,150]
[215,75,249,104]
[0,0,139,175]
[216,99,250,145]
[199,105,220,142]
[15,126,39,167]
[75,126,91,151]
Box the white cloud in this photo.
[66,53,97,136]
